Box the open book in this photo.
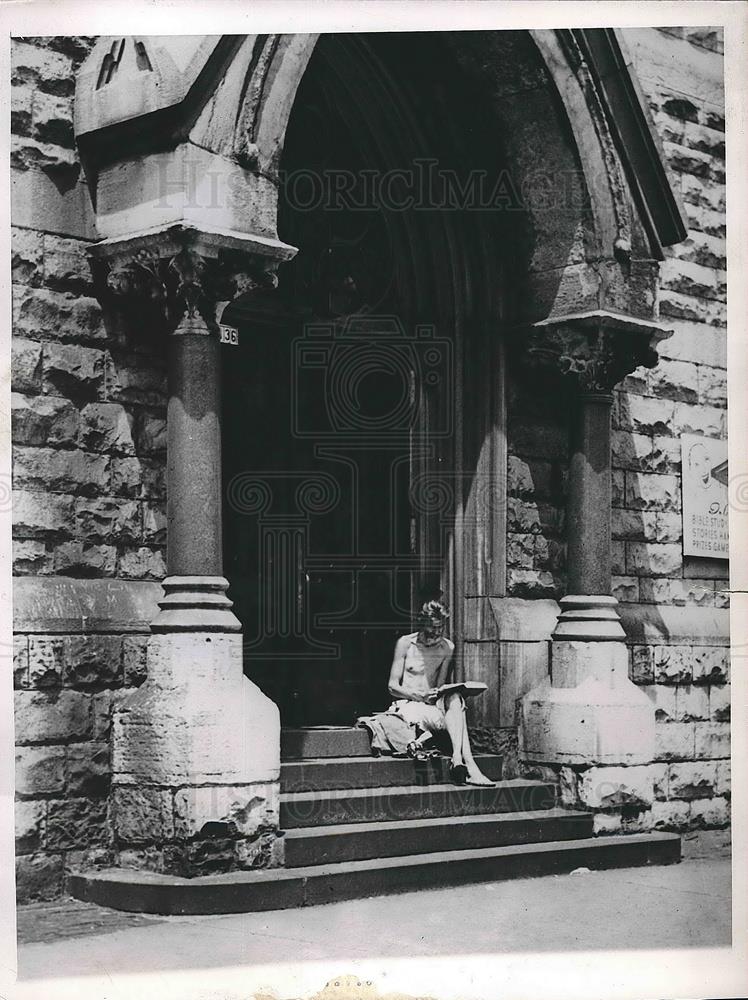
[434,681,487,698]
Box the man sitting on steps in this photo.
[384,600,495,787]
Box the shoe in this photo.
[407,741,429,762]
[450,763,468,785]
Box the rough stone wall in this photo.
[613,26,729,836]
[11,37,168,901]
[508,27,729,837]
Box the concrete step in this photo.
[284,807,593,866]
[280,779,557,828]
[68,833,682,916]
[280,753,504,792]
[281,727,372,760]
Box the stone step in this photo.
[68,833,682,916]
[283,807,593,866]
[280,779,557,828]
[281,727,372,760]
[280,753,504,792]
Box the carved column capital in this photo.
[514,310,673,395]
[89,223,296,334]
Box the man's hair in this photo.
[416,600,450,627]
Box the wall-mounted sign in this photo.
[681,434,728,559]
[219,324,239,346]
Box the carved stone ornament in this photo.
[516,311,673,395]
[89,224,295,335]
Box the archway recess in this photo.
[73,29,687,877]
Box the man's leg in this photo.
[443,693,494,785]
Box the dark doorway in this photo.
[222,33,506,727]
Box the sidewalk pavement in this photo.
[9,857,733,1000]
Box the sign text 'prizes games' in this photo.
[681,434,728,559]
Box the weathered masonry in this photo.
[12,29,729,908]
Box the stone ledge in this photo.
[619,602,730,645]
[13,576,162,633]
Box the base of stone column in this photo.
[111,577,282,876]
[519,595,655,766]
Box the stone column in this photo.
[91,224,296,876]
[517,312,671,790]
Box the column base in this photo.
[519,595,654,766]
[111,578,282,876]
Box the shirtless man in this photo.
[388,601,494,786]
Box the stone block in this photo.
[42,342,105,399]
[112,785,174,844]
[612,576,639,603]
[672,402,725,438]
[689,796,730,829]
[659,286,721,324]
[506,568,558,598]
[654,645,693,684]
[668,760,718,800]
[14,634,30,689]
[141,502,167,545]
[11,40,74,96]
[110,457,142,498]
[79,403,135,455]
[15,745,65,795]
[576,765,654,810]
[654,512,682,543]
[28,636,65,687]
[66,742,111,797]
[646,357,700,403]
[611,430,653,471]
[15,853,64,903]
[11,337,43,392]
[74,496,140,544]
[709,684,730,721]
[658,319,726,368]
[624,472,681,512]
[52,541,117,576]
[136,412,168,455]
[11,82,33,134]
[715,760,731,797]
[46,797,108,850]
[116,847,165,872]
[694,721,730,759]
[629,645,654,684]
[675,685,710,722]
[612,509,657,541]
[15,799,46,853]
[611,541,625,576]
[692,646,729,684]
[625,541,682,577]
[614,393,675,435]
[117,546,167,581]
[107,360,167,408]
[639,578,715,606]
[14,689,93,744]
[12,446,110,496]
[11,228,43,285]
[714,586,729,609]
[592,812,622,835]
[651,762,669,800]
[507,498,564,535]
[122,636,148,686]
[698,366,727,407]
[43,233,93,293]
[61,634,123,689]
[11,392,80,447]
[648,799,691,831]
[642,684,677,723]
[172,782,279,839]
[612,469,625,507]
[13,539,51,576]
[654,721,696,761]
[507,533,535,570]
[14,287,106,346]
